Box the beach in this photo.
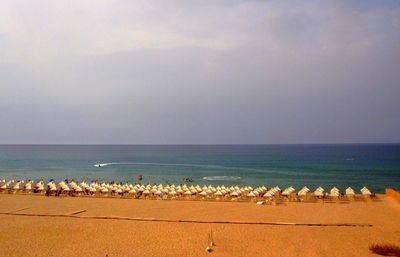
[0,193,399,257]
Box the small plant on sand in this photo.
[369,243,400,256]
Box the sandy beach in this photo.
[0,194,399,257]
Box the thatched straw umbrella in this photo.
[297,186,309,196]
[329,187,340,197]
[314,187,324,197]
[345,187,355,196]
[247,192,256,198]
[214,191,223,200]
[263,192,273,198]
[361,186,371,196]
[230,191,239,197]
[199,191,207,198]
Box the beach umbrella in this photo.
[247,192,256,197]
[361,187,371,195]
[230,191,239,197]
[282,187,294,196]
[199,191,207,196]
[215,191,223,196]
[345,187,355,196]
[263,192,273,198]
[34,182,42,189]
[329,187,340,197]
[314,187,324,197]
[24,182,32,190]
[100,187,109,193]
[12,182,21,190]
[298,186,310,196]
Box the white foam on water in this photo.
[93,162,244,170]
[202,176,241,181]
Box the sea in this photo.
[0,144,399,193]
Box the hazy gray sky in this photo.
[0,0,399,144]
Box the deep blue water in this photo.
[0,144,399,193]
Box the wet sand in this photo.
[0,194,399,257]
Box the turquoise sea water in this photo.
[0,144,399,193]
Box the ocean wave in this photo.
[92,162,303,177]
[203,176,241,181]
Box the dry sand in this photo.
[0,194,399,257]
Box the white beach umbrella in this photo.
[24,182,32,190]
[345,187,355,196]
[263,192,273,198]
[215,191,223,196]
[12,182,21,190]
[330,187,340,197]
[168,191,177,196]
[247,192,256,197]
[230,191,239,197]
[199,191,207,196]
[314,187,324,197]
[298,186,310,196]
[282,187,294,196]
[361,187,371,195]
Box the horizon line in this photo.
[0,143,399,146]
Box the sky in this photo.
[0,0,399,144]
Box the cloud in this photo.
[0,0,399,143]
